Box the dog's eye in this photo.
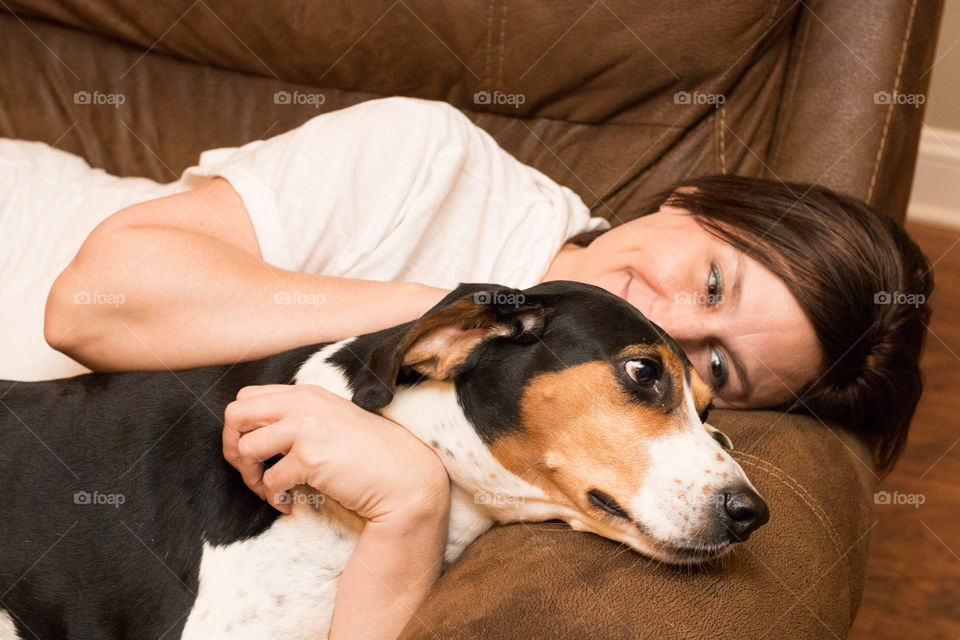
[587,489,630,520]
[625,358,661,386]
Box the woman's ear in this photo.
[346,284,545,411]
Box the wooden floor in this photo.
[848,222,960,639]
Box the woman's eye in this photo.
[706,262,723,306]
[709,349,728,389]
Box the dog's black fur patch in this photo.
[0,345,317,639]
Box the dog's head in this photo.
[331,282,768,564]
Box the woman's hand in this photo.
[223,383,451,640]
[223,383,449,520]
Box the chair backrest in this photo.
[0,0,942,224]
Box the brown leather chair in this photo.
[0,1,942,637]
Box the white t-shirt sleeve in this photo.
[181,97,608,287]
[180,98,457,273]
[183,147,295,270]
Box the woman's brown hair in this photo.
[570,175,932,475]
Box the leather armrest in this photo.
[399,410,877,639]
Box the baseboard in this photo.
[907,126,960,229]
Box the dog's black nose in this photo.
[722,486,769,541]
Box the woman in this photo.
[6,97,930,639]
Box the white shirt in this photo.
[0,97,608,380]
[181,97,607,287]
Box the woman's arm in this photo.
[223,384,450,640]
[44,178,448,371]
[331,510,447,640]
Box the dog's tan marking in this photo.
[402,298,540,380]
[489,352,690,519]
[689,368,713,416]
[400,298,494,379]
[404,325,490,379]
[654,343,685,385]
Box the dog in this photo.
[0,281,768,640]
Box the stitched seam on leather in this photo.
[484,0,494,87]
[497,0,507,88]
[713,110,719,171]
[867,0,919,203]
[720,103,728,173]
[738,456,841,556]
[458,108,688,127]
[737,454,843,556]
[736,451,838,542]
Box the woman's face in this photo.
[543,204,824,409]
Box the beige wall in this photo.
[925,0,960,131]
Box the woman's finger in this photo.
[238,417,299,464]
[222,391,298,486]
[225,393,291,436]
[224,386,337,504]
[233,441,269,502]
[236,384,297,400]
[259,453,310,514]
[231,418,295,502]
[222,418,266,500]
[225,385,328,436]
[241,415,324,505]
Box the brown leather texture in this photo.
[0,0,941,223]
[0,1,942,637]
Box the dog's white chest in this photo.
[179,491,494,640]
[181,505,356,640]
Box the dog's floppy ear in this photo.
[705,423,733,450]
[347,284,544,411]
